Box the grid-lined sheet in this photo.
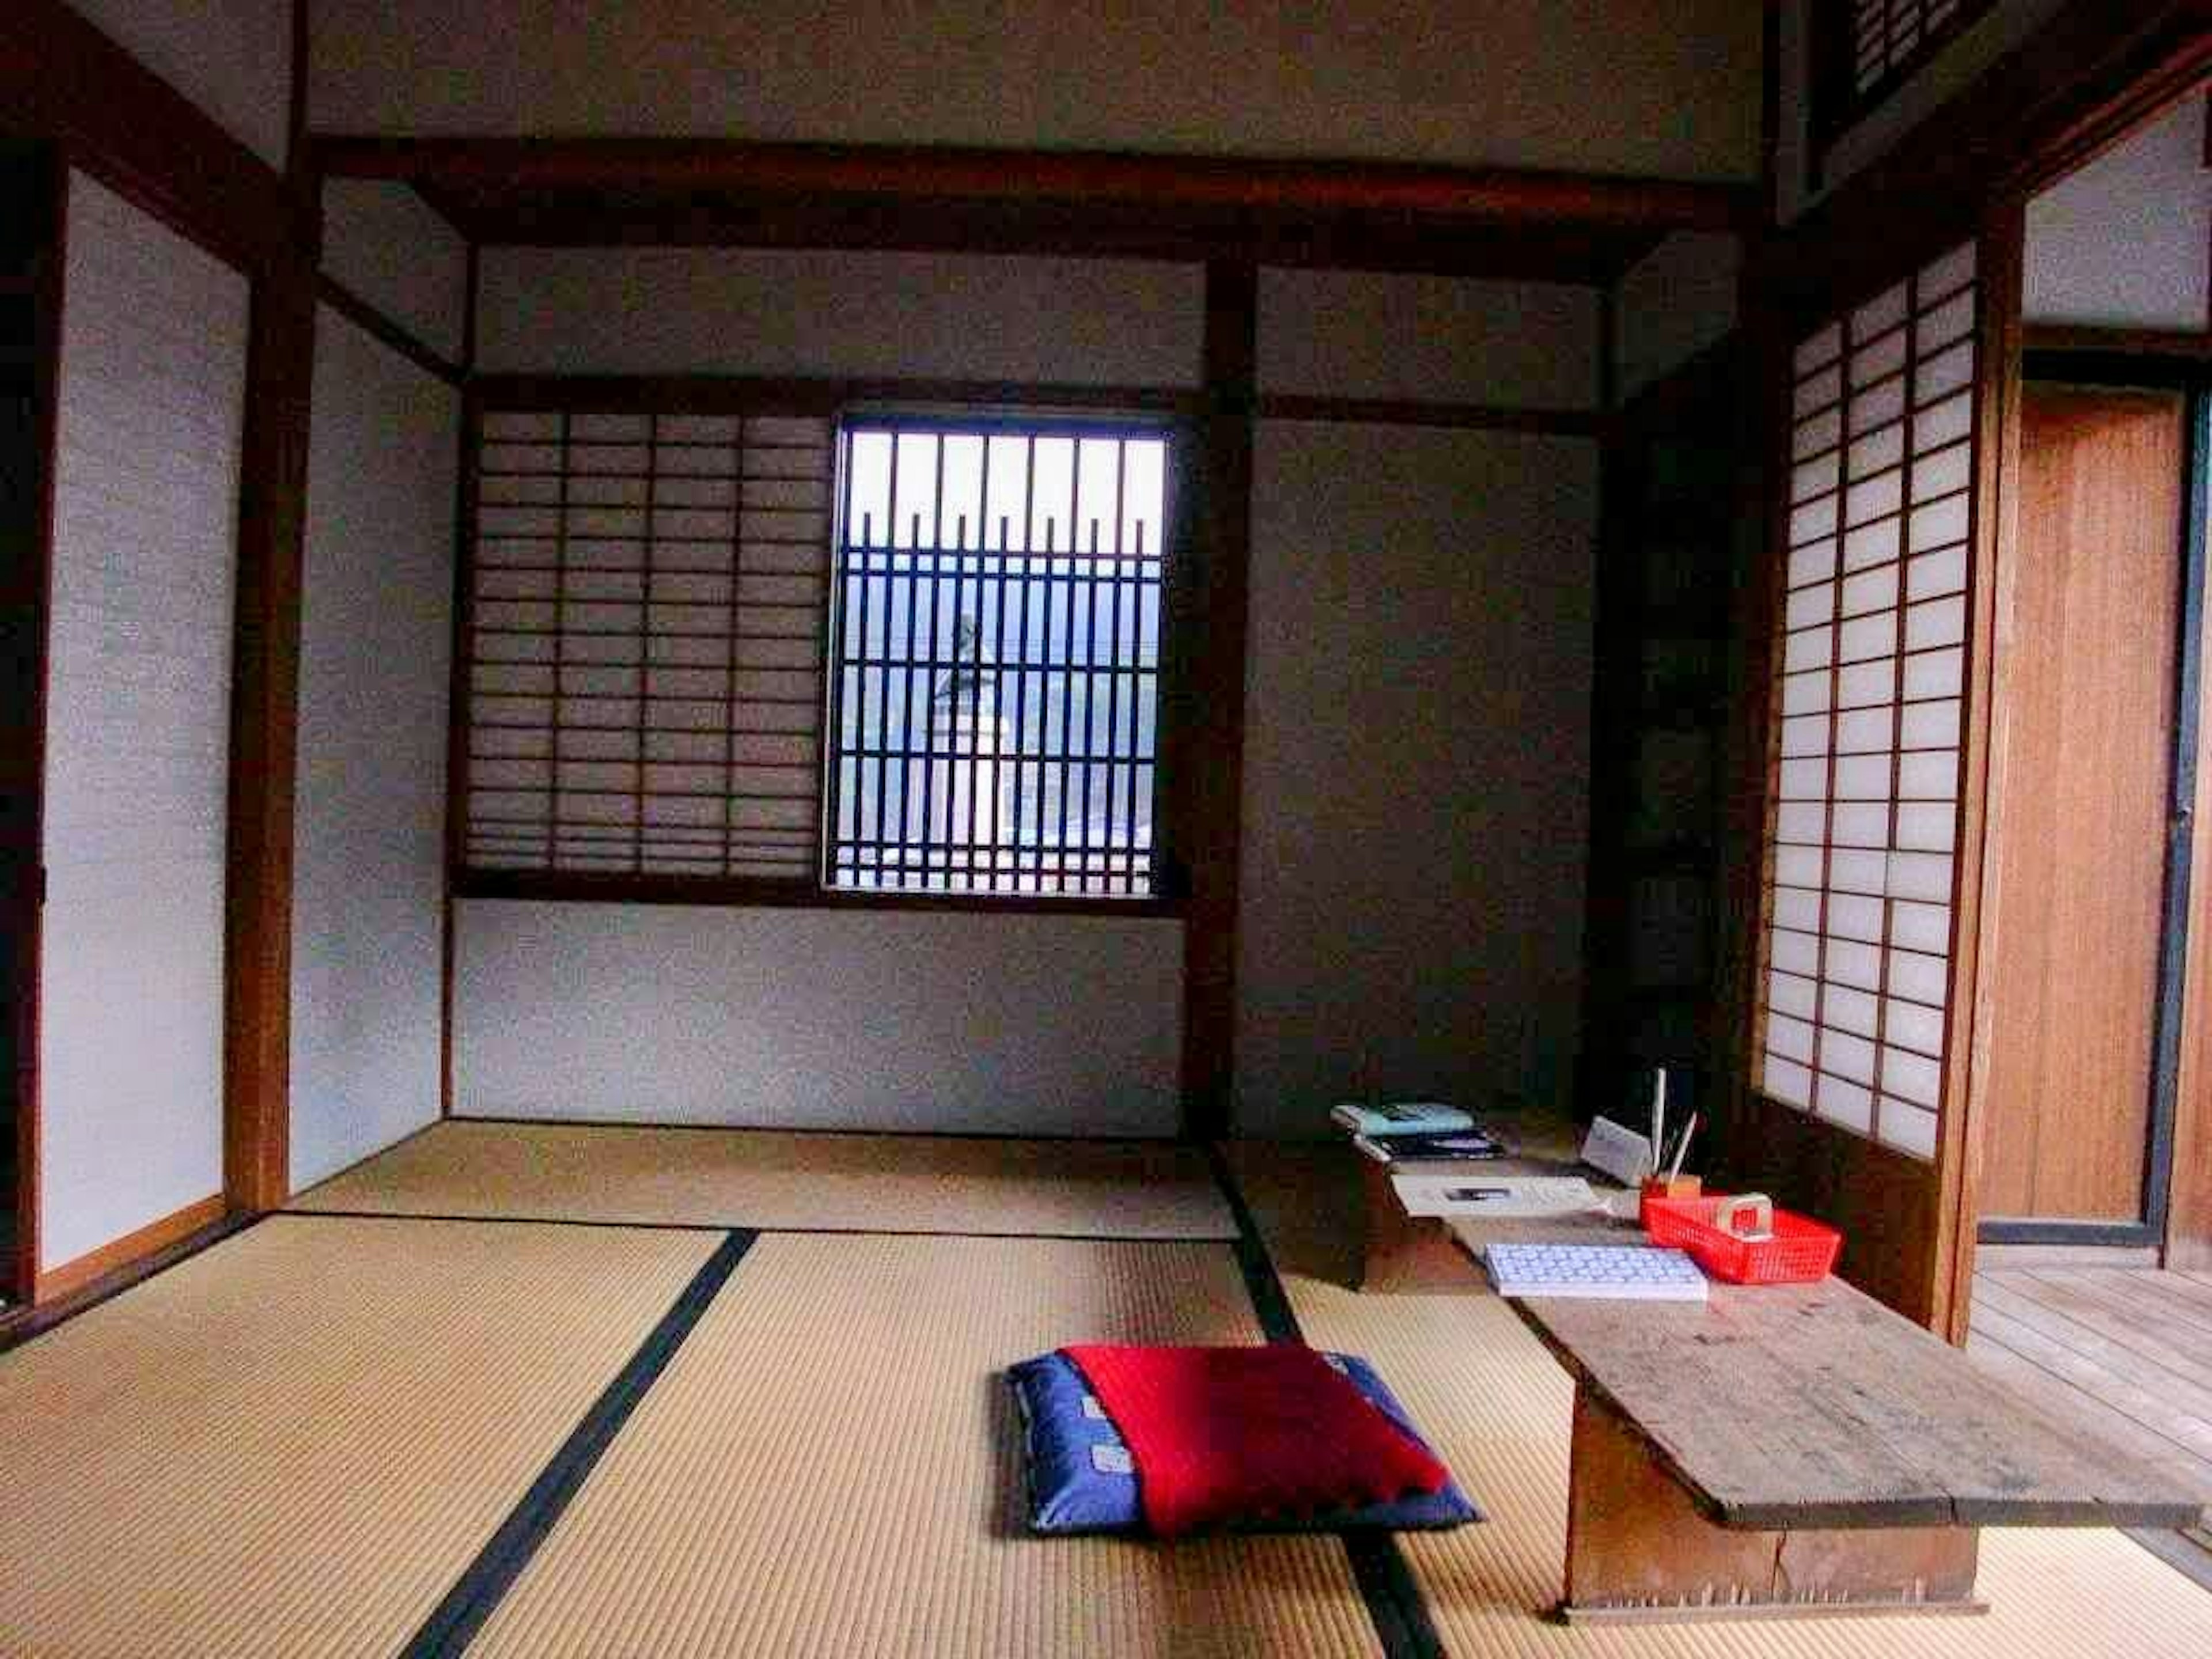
[464,409,832,880]
[1760,238,1979,1161]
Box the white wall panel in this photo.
[453,902,1184,1136]
[70,0,293,169]
[480,249,1204,386]
[289,307,460,1192]
[39,176,249,1269]
[322,180,472,365]
[1234,425,1599,1137]
[313,0,1759,181]
[1617,233,1741,402]
[2026,97,2210,331]
[1257,272,1600,408]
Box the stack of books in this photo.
[1330,1101,1505,1165]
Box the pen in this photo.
[1667,1113,1698,1182]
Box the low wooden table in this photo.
[1479,1257,2210,1623]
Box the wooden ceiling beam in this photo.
[309,137,1746,279]
[313,137,1750,230]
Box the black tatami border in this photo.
[399,1229,759,1659]
[281,1205,1239,1246]
[1202,1145,1447,1659]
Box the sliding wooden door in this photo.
[1977,384,2188,1233]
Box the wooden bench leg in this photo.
[1561,1388,1987,1624]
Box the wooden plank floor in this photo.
[1968,1266,2212,1566]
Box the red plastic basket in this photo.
[1642,1194,1842,1285]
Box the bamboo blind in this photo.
[463,408,832,880]
[1758,238,1979,1161]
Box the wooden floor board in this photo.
[1969,1266,2212,1590]
[2043,1268,2212,1337]
[2120,1266,2212,1316]
[1964,1329,2212,1484]
[1976,1274,2212,1399]
[1968,1304,2212,1467]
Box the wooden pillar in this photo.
[1177,262,1257,1141]
[223,260,316,1211]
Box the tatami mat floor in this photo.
[468,1233,1378,1659]
[0,1215,719,1659]
[292,1118,1238,1240]
[4,1132,2208,1658]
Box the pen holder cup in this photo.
[1637,1174,1702,1228]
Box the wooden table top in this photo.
[1490,1263,2209,1533]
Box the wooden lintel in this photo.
[2022,323,2212,362]
[309,136,1752,234]
[1258,393,1603,437]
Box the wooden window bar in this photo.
[1818,0,1999,151]
[825,419,1169,899]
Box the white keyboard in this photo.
[1484,1243,1709,1301]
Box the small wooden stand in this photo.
[1562,1390,1984,1623]
[1503,1274,2207,1626]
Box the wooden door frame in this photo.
[1939,72,2212,1334]
[1972,362,2205,1252]
[2,143,62,1309]
[0,6,314,1304]
[1733,14,2210,1340]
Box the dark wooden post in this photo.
[1177,262,1258,1140]
[224,257,317,1211]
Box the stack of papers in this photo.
[1484,1243,1709,1301]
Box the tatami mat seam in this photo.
[399,1229,760,1659]
[1206,1143,1448,1659]
[282,1206,1238,1244]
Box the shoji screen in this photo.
[463,407,833,882]
[1759,239,1978,1161]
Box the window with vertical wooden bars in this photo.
[1758,238,1979,1162]
[827,419,1171,897]
[1820,0,1998,142]
[462,406,834,881]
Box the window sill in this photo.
[454,868,1184,920]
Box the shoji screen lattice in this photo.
[1759,239,1978,1161]
[464,409,833,881]
[1846,1,1993,104]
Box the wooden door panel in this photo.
[1980,386,2185,1224]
